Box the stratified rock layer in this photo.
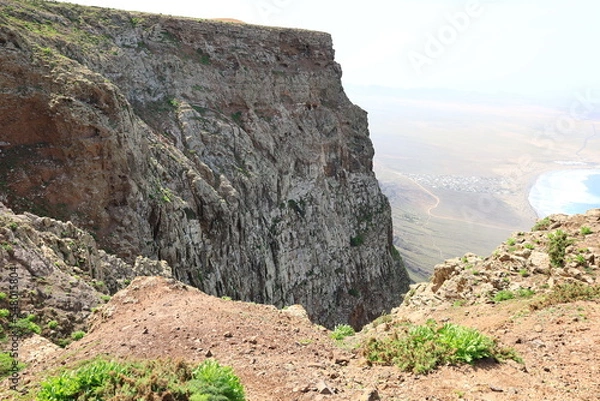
[0,0,409,327]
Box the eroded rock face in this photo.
[0,1,409,327]
[0,203,170,342]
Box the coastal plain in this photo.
[348,88,600,280]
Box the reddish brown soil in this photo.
[5,276,600,401]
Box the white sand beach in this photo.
[528,169,600,218]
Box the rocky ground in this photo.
[0,203,171,344]
[2,210,600,400]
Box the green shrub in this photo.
[518,269,530,277]
[10,318,41,335]
[37,358,130,401]
[524,243,535,250]
[330,324,355,341]
[71,331,85,341]
[350,234,364,247]
[547,230,574,267]
[47,320,59,330]
[493,290,515,303]
[1,242,13,253]
[532,217,551,231]
[506,238,516,246]
[516,288,535,298]
[190,359,245,401]
[363,320,520,374]
[37,357,246,401]
[91,280,105,289]
[0,309,9,318]
[231,111,242,125]
[0,352,25,379]
[0,292,7,300]
[493,288,534,303]
[580,226,593,235]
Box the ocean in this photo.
[528,169,600,218]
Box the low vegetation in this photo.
[330,324,355,341]
[531,283,600,310]
[532,217,551,231]
[46,320,59,330]
[492,288,535,303]
[363,319,521,374]
[547,229,574,267]
[71,330,86,341]
[0,352,25,380]
[36,357,245,401]
[9,315,41,336]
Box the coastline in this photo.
[528,168,600,218]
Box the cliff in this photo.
[0,0,409,327]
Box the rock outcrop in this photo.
[0,202,171,343]
[0,0,409,327]
[402,210,600,308]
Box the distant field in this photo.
[350,88,600,281]
[377,168,528,282]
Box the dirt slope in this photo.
[5,276,599,401]
[3,210,600,400]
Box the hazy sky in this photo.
[56,0,600,98]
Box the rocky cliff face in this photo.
[0,202,171,344]
[0,0,409,327]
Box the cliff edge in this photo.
[0,0,409,327]
[3,211,600,400]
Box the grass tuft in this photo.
[492,290,514,303]
[492,288,535,303]
[531,283,600,310]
